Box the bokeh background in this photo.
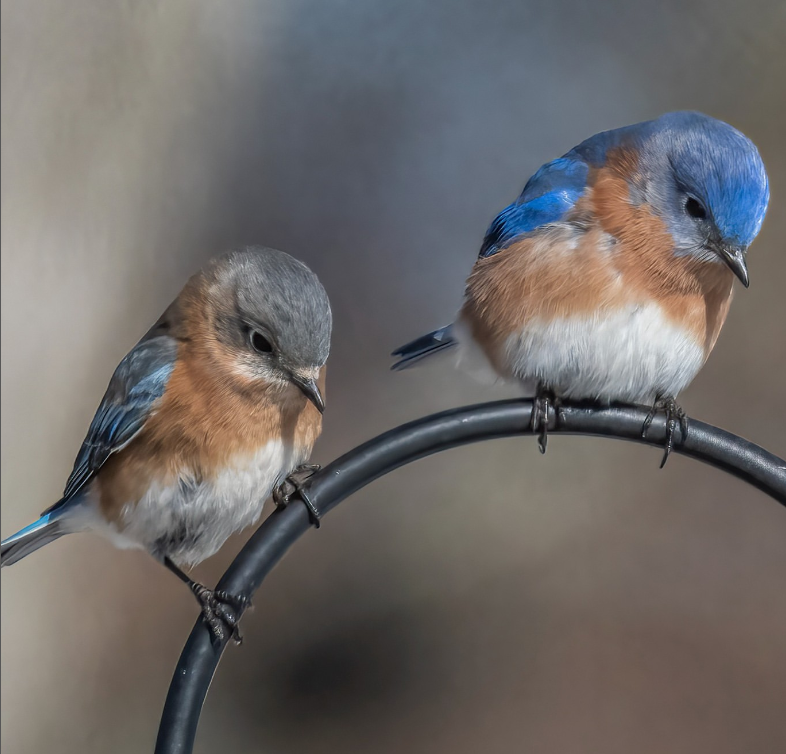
[2,2,785,752]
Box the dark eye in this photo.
[685,197,707,220]
[250,330,273,354]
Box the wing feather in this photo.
[44,335,178,513]
[479,155,589,258]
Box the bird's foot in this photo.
[273,464,321,527]
[191,583,251,646]
[531,385,560,454]
[642,395,689,468]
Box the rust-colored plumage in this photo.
[460,148,734,375]
[96,264,324,525]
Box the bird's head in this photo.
[195,246,331,413]
[626,112,769,286]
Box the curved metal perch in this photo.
[155,399,786,754]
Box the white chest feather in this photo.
[97,440,308,567]
[499,302,705,403]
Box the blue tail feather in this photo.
[1,508,68,567]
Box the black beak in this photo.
[290,373,325,413]
[717,244,750,288]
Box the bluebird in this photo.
[1,246,331,642]
[393,112,769,462]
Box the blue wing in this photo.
[43,335,178,514]
[479,155,590,258]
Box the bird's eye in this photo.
[684,197,707,220]
[250,330,273,354]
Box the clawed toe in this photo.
[273,464,322,527]
[192,584,249,645]
[531,385,560,454]
[213,589,252,611]
[642,396,689,468]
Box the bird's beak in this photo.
[290,373,325,413]
[717,244,750,288]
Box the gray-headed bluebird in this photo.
[2,246,331,641]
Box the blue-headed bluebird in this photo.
[1,247,331,641]
[393,112,769,461]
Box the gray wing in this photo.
[43,334,178,514]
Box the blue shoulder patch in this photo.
[479,156,589,258]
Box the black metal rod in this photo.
[155,399,786,754]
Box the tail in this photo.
[391,324,457,370]
[1,510,67,567]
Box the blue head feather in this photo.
[643,112,769,248]
[479,111,768,260]
[576,111,769,252]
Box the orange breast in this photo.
[96,319,324,525]
[460,153,734,376]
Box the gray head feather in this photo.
[206,246,332,371]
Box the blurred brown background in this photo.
[2,2,785,752]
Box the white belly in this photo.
[501,302,706,403]
[95,440,308,567]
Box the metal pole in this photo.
[155,399,786,754]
